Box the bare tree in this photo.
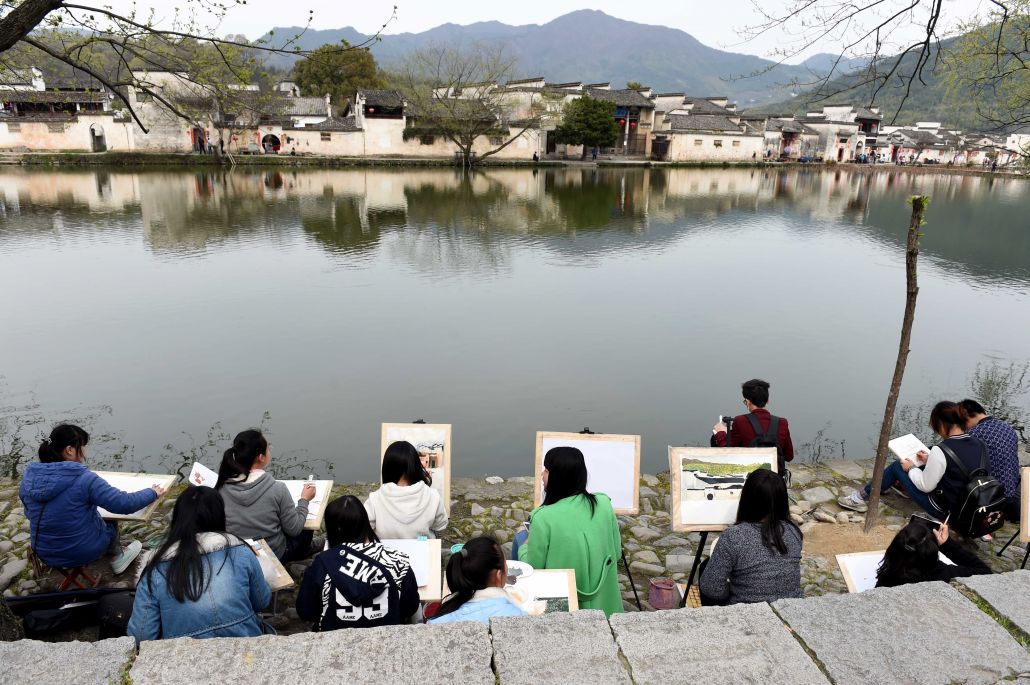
[742,0,1029,126]
[0,1,394,131]
[395,44,561,166]
[865,195,929,532]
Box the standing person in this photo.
[591,146,598,162]
[712,379,795,473]
[518,447,623,617]
[698,468,802,605]
[365,441,448,540]
[297,496,420,631]
[838,402,988,521]
[429,536,527,624]
[20,425,162,574]
[962,398,1021,521]
[876,520,990,587]
[216,429,315,562]
[128,487,271,642]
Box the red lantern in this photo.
[630,121,636,128]
[618,118,626,125]
[368,106,375,114]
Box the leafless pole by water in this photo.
[865,195,929,533]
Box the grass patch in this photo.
[953,583,1030,650]
[768,603,838,684]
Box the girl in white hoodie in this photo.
[365,441,448,539]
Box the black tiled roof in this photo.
[292,116,361,132]
[765,118,819,135]
[0,90,106,104]
[358,89,404,108]
[584,87,653,108]
[666,113,743,132]
[681,97,733,115]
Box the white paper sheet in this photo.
[837,549,955,592]
[282,480,331,520]
[541,436,637,512]
[187,462,218,488]
[381,539,430,586]
[245,538,285,586]
[95,473,173,519]
[510,569,570,600]
[888,434,930,462]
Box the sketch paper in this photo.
[188,462,218,488]
[535,433,640,514]
[888,434,930,462]
[668,447,777,532]
[95,472,176,520]
[282,480,332,521]
[245,538,293,591]
[382,423,452,513]
[837,550,955,593]
[1021,468,1030,544]
[381,539,430,586]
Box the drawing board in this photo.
[668,447,777,532]
[94,471,176,521]
[281,480,334,530]
[837,549,955,593]
[534,432,640,515]
[381,423,451,513]
[246,538,295,591]
[444,568,577,614]
[381,538,442,602]
[1021,468,1030,544]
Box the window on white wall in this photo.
[320,132,331,141]
[694,139,702,146]
[489,135,504,145]
[732,140,740,147]
[714,140,723,147]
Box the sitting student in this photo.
[429,536,527,624]
[297,495,420,630]
[839,401,988,519]
[20,424,163,574]
[365,441,448,539]
[698,468,802,605]
[216,429,315,562]
[962,398,1021,521]
[876,519,991,587]
[128,486,271,641]
[518,446,623,617]
[712,379,795,473]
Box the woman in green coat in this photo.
[518,446,623,616]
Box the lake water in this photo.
[0,166,1028,480]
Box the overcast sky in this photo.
[105,0,988,63]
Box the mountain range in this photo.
[260,10,864,105]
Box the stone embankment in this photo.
[3,573,1030,684]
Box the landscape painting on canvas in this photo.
[669,447,777,532]
[381,423,451,512]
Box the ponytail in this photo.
[215,429,267,489]
[38,424,89,463]
[435,536,505,618]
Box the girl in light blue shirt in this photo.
[429,536,527,625]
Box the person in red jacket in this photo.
[712,379,794,471]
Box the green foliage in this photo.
[553,97,619,149]
[293,45,383,104]
[626,81,643,90]
[970,361,1029,444]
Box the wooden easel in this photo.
[678,531,709,608]
[995,467,1030,570]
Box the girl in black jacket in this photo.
[876,520,991,588]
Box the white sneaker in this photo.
[112,541,142,575]
[837,490,869,513]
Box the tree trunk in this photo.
[864,195,929,532]
[0,0,63,53]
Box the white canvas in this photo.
[837,550,955,593]
[669,447,776,531]
[383,424,450,508]
[539,435,638,513]
[94,472,175,519]
[381,539,430,586]
[282,480,332,521]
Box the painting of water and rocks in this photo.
[668,447,777,532]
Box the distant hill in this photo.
[259,10,857,105]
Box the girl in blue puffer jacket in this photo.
[429,536,527,625]
[19,425,163,573]
[128,486,272,642]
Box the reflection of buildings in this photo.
[1,167,1028,283]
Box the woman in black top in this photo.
[876,520,990,588]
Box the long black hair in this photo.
[735,468,798,555]
[876,522,939,587]
[325,495,379,547]
[542,446,597,516]
[142,486,230,602]
[215,429,267,488]
[435,536,506,618]
[382,441,431,486]
[38,424,89,463]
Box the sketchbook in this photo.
[888,434,929,462]
[187,462,218,488]
[282,480,332,521]
[94,472,176,520]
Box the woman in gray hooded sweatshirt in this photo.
[365,441,448,539]
[216,429,315,562]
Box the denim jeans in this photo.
[511,529,528,561]
[864,460,944,517]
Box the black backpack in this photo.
[938,441,1007,537]
[745,414,785,474]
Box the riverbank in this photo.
[2,457,1028,619]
